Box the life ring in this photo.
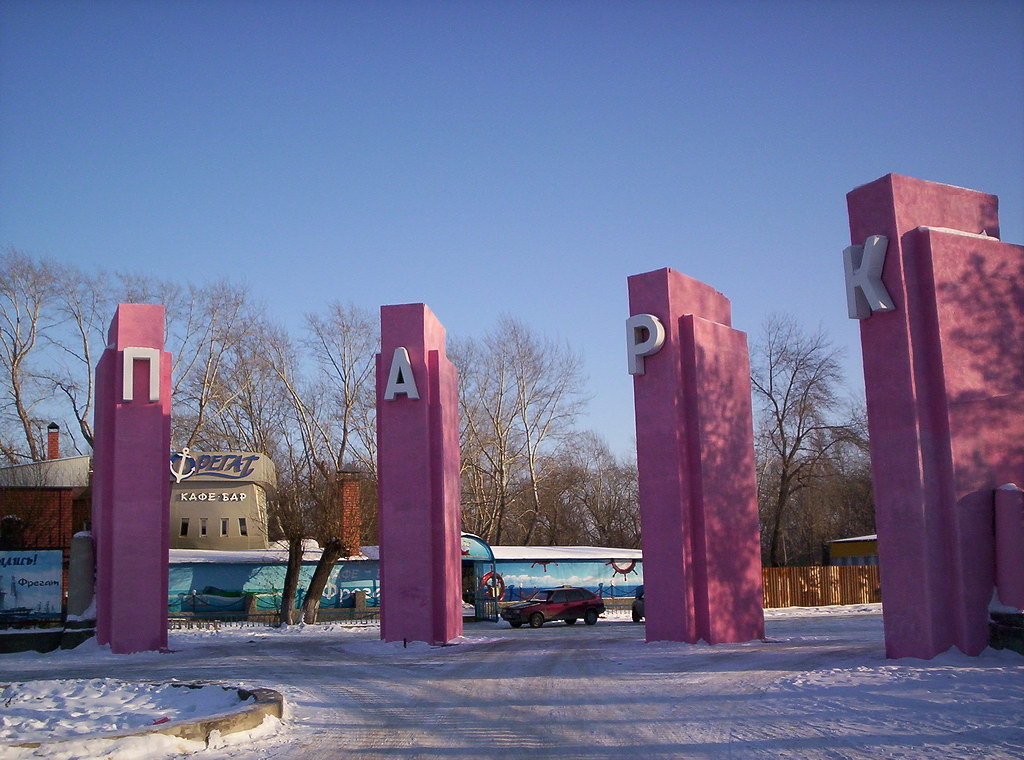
[479,571,506,600]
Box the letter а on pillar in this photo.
[626,314,666,375]
[384,347,420,400]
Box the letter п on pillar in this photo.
[92,304,172,654]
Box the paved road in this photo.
[3,613,907,759]
[6,612,1023,759]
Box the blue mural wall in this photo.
[168,555,642,613]
[168,560,380,614]
[485,558,643,601]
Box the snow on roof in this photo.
[917,226,999,240]
[829,534,877,544]
[169,544,638,564]
[170,547,375,565]
[0,456,91,488]
[489,545,642,561]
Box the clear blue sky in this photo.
[2,1,1022,456]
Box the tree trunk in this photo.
[768,479,792,567]
[278,537,304,626]
[301,538,345,624]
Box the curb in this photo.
[7,682,285,749]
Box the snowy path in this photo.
[1,607,1022,759]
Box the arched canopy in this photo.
[460,533,494,562]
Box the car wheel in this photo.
[509,621,523,628]
[632,609,642,623]
[584,608,599,625]
[529,612,544,628]
[564,618,577,625]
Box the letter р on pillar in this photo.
[847,174,1024,659]
[92,304,172,654]
[376,303,463,645]
[627,268,764,645]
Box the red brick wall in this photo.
[0,488,76,550]
[338,476,362,556]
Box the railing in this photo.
[168,607,380,629]
[762,565,880,608]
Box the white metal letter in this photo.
[384,347,420,400]
[122,346,161,402]
[844,234,895,319]
[626,313,666,375]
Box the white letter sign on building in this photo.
[121,346,161,402]
[844,234,895,319]
[384,347,420,400]
[626,313,666,375]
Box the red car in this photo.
[500,586,605,628]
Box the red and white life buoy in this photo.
[479,571,506,600]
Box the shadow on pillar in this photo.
[628,268,764,644]
[847,174,1024,658]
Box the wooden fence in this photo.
[762,565,880,608]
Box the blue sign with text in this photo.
[0,550,63,620]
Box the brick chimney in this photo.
[46,423,60,461]
[336,467,363,557]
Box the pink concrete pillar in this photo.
[92,304,172,654]
[628,268,764,644]
[376,303,462,645]
[995,485,1024,610]
[847,174,1024,658]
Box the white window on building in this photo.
[200,517,208,537]
[220,518,229,537]
[255,485,268,530]
[179,518,189,537]
[238,517,248,536]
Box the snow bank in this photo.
[0,678,251,743]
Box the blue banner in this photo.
[0,550,63,620]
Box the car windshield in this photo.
[526,591,552,602]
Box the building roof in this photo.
[489,545,642,561]
[0,456,90,488]
[169,544,642,565]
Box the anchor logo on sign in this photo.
[170,447,198,483]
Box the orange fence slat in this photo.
[762,565,880,609]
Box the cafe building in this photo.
[169,450,276,551]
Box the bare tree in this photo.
[270,475,310,627]
[568,434,641,549]
[453,317,587,545]
[453,334,524,543]
[504,317,587,544]
[172,282,259,449]
[299,304,376,623]
[0,250,57,462]
[304,302,377,473]
[750,315,860,566]
[43,266,113,451]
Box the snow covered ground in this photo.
[0,604,1021,759]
